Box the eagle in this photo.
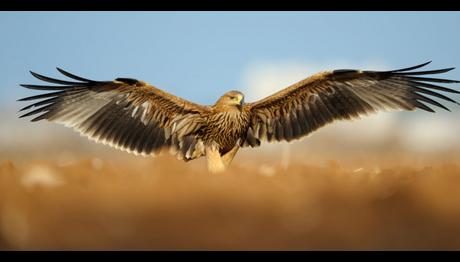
[19,61,460,173]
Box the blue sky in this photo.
[1,11,460,107]
[2,11,460,153]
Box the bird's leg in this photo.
[205,144,226,173]
[221,144,240,168]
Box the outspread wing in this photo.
[18,68,211,161]
[242,61,460,146]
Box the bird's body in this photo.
[175,91,251,172]
[203,109,247,153]
[18,62,460,173]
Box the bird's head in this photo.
[215,91,245,107]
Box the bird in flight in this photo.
[19,61,460,173]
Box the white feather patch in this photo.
[140,101,150,125]
[131,106,139,118]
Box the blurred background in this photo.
[1,11,460,250]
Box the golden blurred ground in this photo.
[1,150,460,250]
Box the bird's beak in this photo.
[238,95,244,105]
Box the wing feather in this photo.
[244,62,460,144]
[19,68,211,160]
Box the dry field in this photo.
[1,147,460,250]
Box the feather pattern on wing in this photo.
[18,68,211,161]
[243,61,460,145]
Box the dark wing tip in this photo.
[29,70,51,81]
[28,70,85,85]
[19,84,29,89]
[55,67,97,83]
[26,68,99,86]
[396,67,456,76]
[408,76,460,84]
[29,70,39,78]
[389,61,432,73]
[414,101,436,113]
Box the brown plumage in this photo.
[18,62,460,172]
